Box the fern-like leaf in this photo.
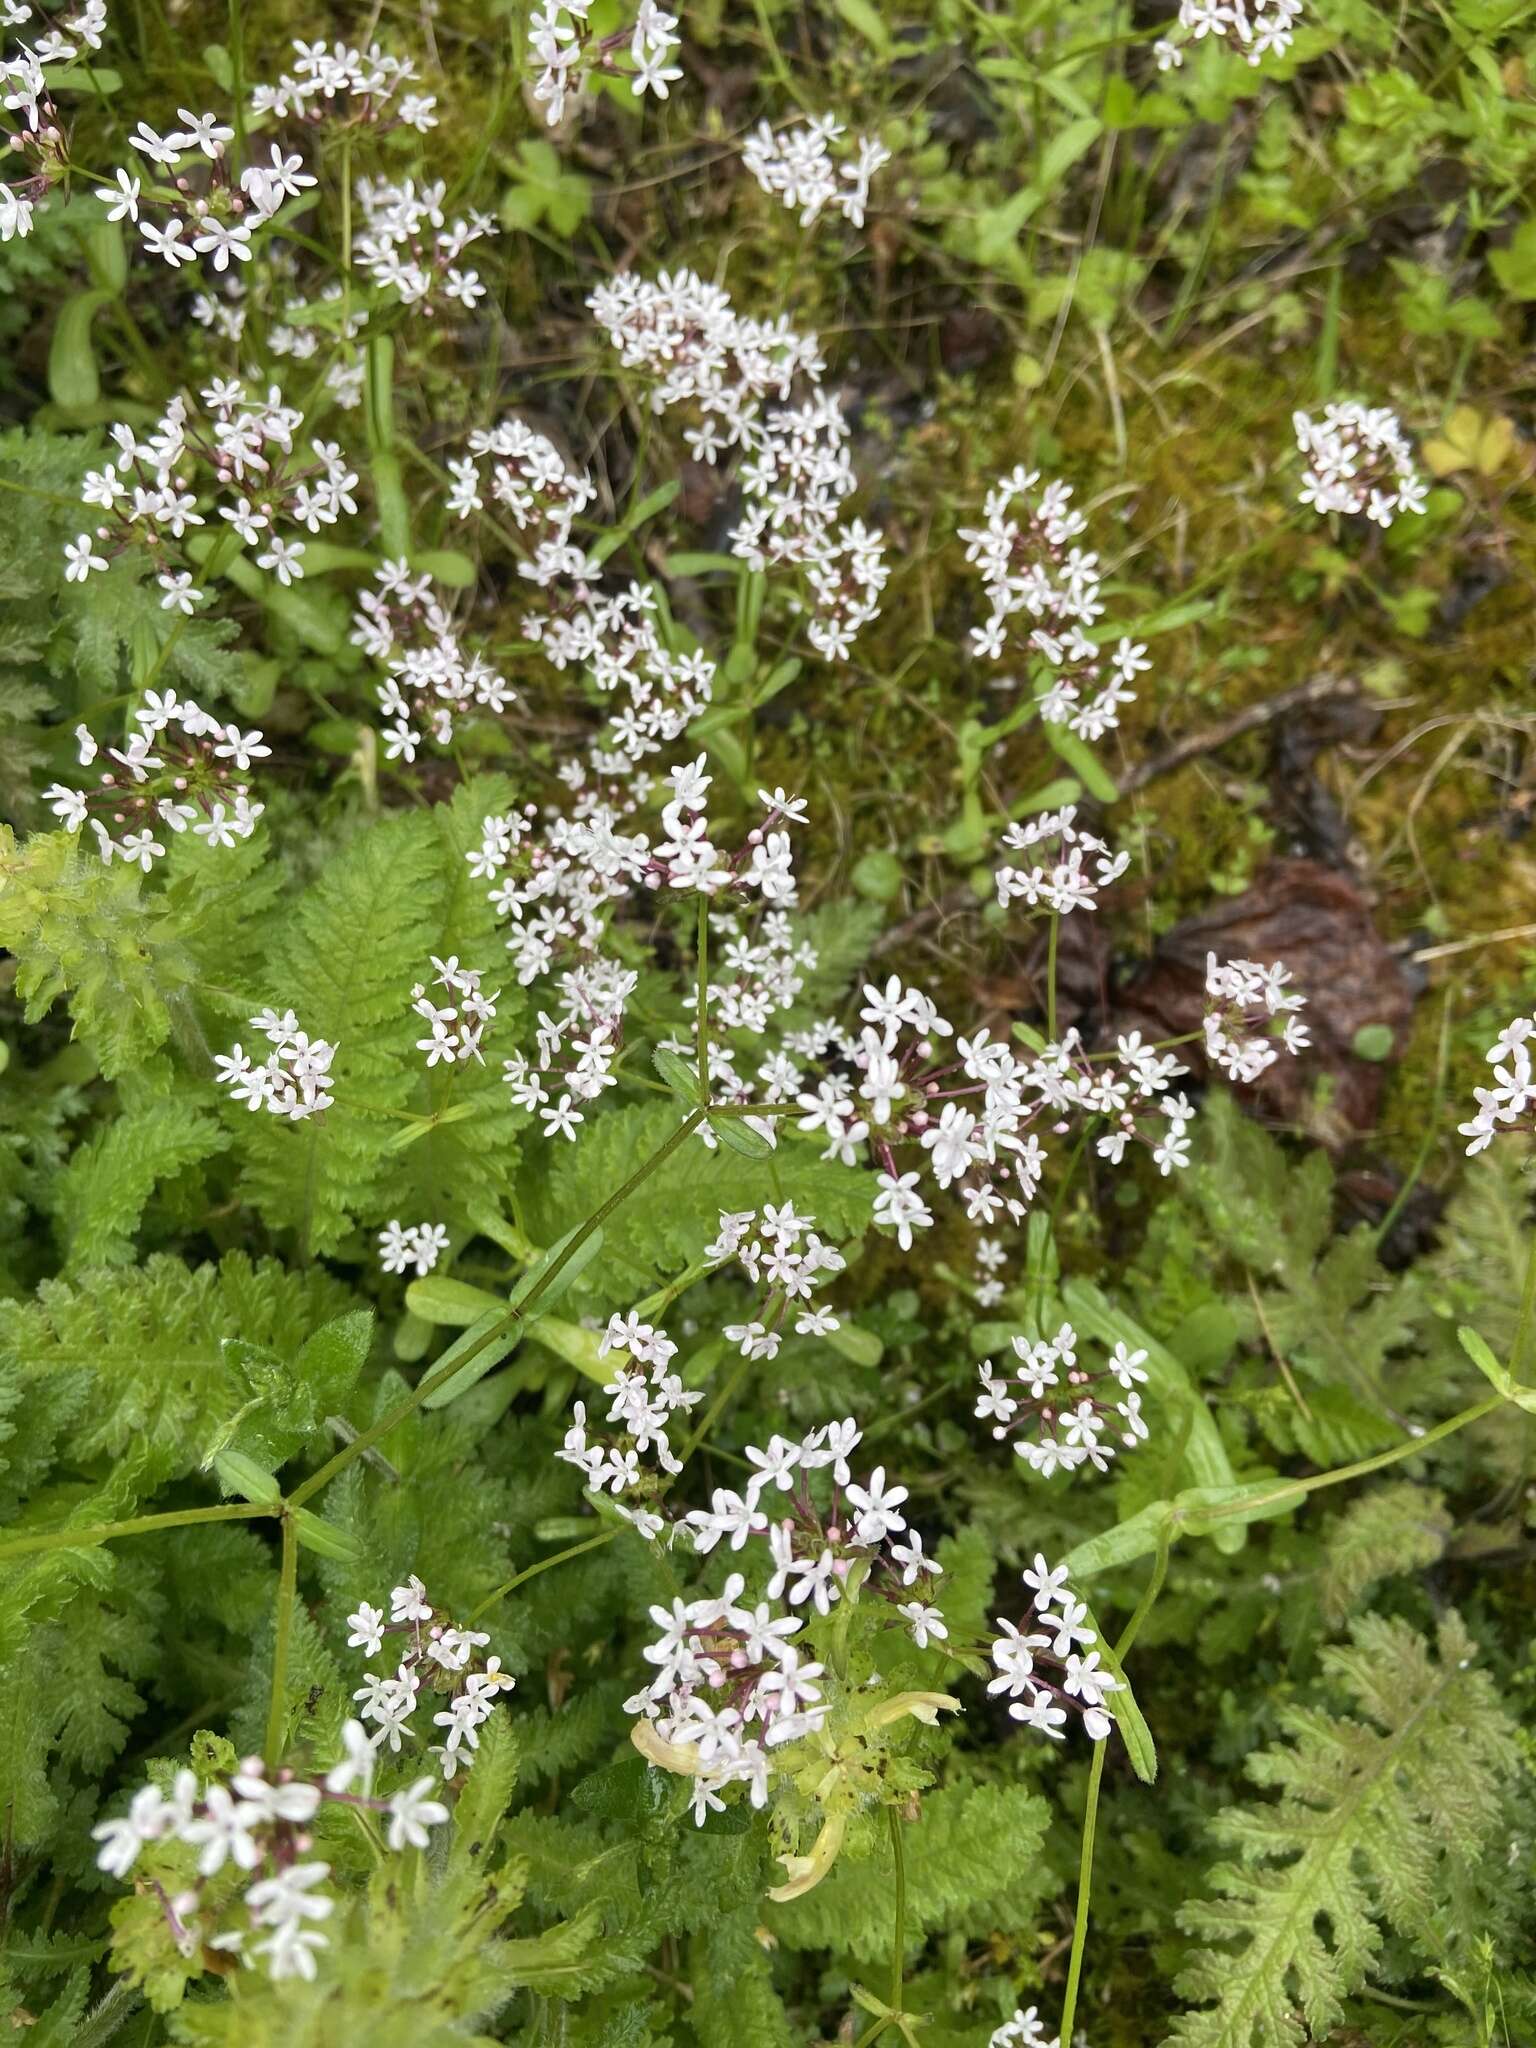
[772,1781,1050,1961]
[51,1097,228,1267]
[529,1101,874,1302]
[1317,1482,1450,1627]
[1169,1613,1519,2048]
[235,812,444,1256]
[0,1252,350,1492]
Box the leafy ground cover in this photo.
[2,1,1536,2043]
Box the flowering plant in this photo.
[0,2,1528,2045]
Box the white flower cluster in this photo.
[482,772,803,1138]
[706,1203,847,1357]
[972,1231,1008,1309]
[990,2007,1063,2048]
[557,1311,703,1538]
[502,960,633,1142]
[351,562,518,761]
[629,1416,943,1823]
[794,971,1205,1241]
[551,1207,855,1537]
[1154,0,1303,70]
[686,899,817,1034]
[1,0,108,241]
[81,45,484,317]
[792,981,1035,1245]
[994,806,1131,917]
[1293,402,1426,527]
[450,427,720,985]
[411,955,500,1068]
[249,36,441,130]
[1460,1014,1536,1155]
[43,687,268,866]
[1203,952,1310,1082]
[91,1740,448,1981]
[588,269,889,659]
[446,416,596,585]
[377,1218,450,1276]
[502,903,811,1153]
[654,753,801,901]
[68,385,359,593]
[97,116,314,276]
[976,1325,1149,1478]
[961,467,1151,741]
[216,1009,337,1120]
[352,174,495,313]
[347,1576,516,1780]
[1068,1027,1197,1177]
[529,0,682,127]
[988,1556,1120,1742]
[741,114,890,228]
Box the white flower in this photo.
[844,1465,908,1544]
[324,1718,376,1796]
[181,1784,263,1876]
[385,1777,450,1850]
[898,1600,948,1649]
[100,169,142,221]
[390,1574,433,1623]
[347,1602,387,1656]
[64,533,108,581]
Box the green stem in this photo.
[676,1355,752,1466]
[1058,1741,1106,2047]
[1058,1524,1173,2045]
[695,893,710,1102]
[888,1806,907,2014]
[288,1108,705,1507]
[1202,1395,1504,1528]
[0,1500,277,1562]
[1115,1525,1173,1664]
[466,1529,617,1624]
[265,1510,298,1766]
[1512,1228,1536,1387]
[1046,911,1060,1043]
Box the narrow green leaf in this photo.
[292,1506,366,1563]
[213,1450,281,1506]
[406,1275,505,1327]
[707,1113,776,1159]
[1042,722,1119,803]
[420,1309,523,1410]
[823,1320,884,1368]
[48,289,114,411]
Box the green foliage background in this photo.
[3,0,1536,2043]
